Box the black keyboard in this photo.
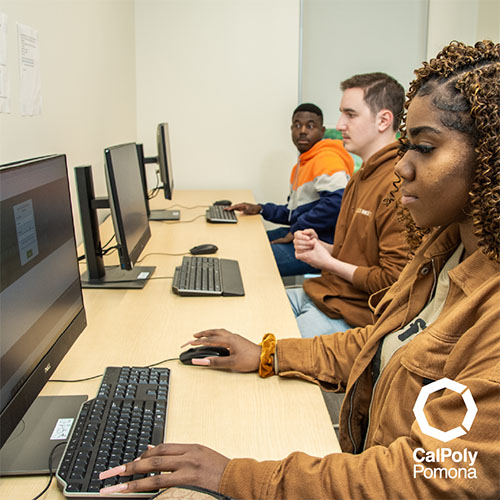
[57,366,170,498]
[206,205,238,223]
[172,256,244,296]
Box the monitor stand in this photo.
[149,209,180,221]
[81,265,156,289]
[0,395,87,476]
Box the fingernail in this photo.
[99,464,126,480]
[134,457,141,462]
[180,340,194,348]
[192,358,211,366]
[99,482,128,495]
[147,444,155,449]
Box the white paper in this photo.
[14,199,39,266]
[17,22,41,116]
[0,12,9,113]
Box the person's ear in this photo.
[377,109,394,133]
[321,125,326,135]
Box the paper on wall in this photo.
[0,12,9,113]
[17,22,41,116]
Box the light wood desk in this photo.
[0,190,339,499]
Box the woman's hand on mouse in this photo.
[183,328,261,372]
[99,443,229,496]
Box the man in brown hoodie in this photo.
[288,72,409,337]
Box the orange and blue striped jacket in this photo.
[260,139,354,243]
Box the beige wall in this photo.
[134,0,300,205]
[1,0,497,244]
[0,0,137,242]
[427,0,500,60]
[301,0,428,127]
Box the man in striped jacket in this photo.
[229,103,354,277]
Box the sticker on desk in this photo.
[50,418,74,440]
[137,271,150,280]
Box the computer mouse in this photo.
[189,243,218,255]
[213,200,232,206]
[179,346,230,365]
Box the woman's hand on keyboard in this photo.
[99,443,229,495]
[183,328,261,372]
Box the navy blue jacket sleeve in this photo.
[260,202,291,226]
[289,189,344,243]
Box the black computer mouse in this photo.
[189,243,218,255]
[179,346,230,365]
[213,200,232,206]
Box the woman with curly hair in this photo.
[100,41,499,500]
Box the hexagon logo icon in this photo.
[413,378,477,442]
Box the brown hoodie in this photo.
[303,142,409,327]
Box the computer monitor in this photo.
[0,154,87,474]
[77,142,156,289]
[141,123,180,221]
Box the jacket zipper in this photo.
[347,379,359,454]
[288,155,301,223]
[362,258,437,449]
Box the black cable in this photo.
[49,357,180,383]
[101,245,118,256]
[77,234,116,262]
[101,234,116,251]
[148,172,162,199]
[31,441,68,500]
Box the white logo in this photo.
[413,378,477,442]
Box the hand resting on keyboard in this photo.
[99,443,229,496]
[98,329,262,496]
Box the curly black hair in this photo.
[392,40,500,262]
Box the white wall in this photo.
[427,0,500,59]
[0,0,137,242]
[134,0,300,205]
[1,0,497,243]
[300,0,428,127]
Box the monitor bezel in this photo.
[157,123,174,200]
[0,154,87,449]
[104,143,152,271]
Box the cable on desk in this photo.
[160,214,206,224]
[136,251,189,263]
[167,203,210,209]
[31,441,67,500]
[48,357,180,383]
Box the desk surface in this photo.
[0,190,339,498]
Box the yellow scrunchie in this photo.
[259,333,276,378]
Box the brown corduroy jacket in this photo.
[303,142,409,327]
[220,224,500,499]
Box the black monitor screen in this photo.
[0,155,86,448]
[157,123,174,200]
[104,143,151,270]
